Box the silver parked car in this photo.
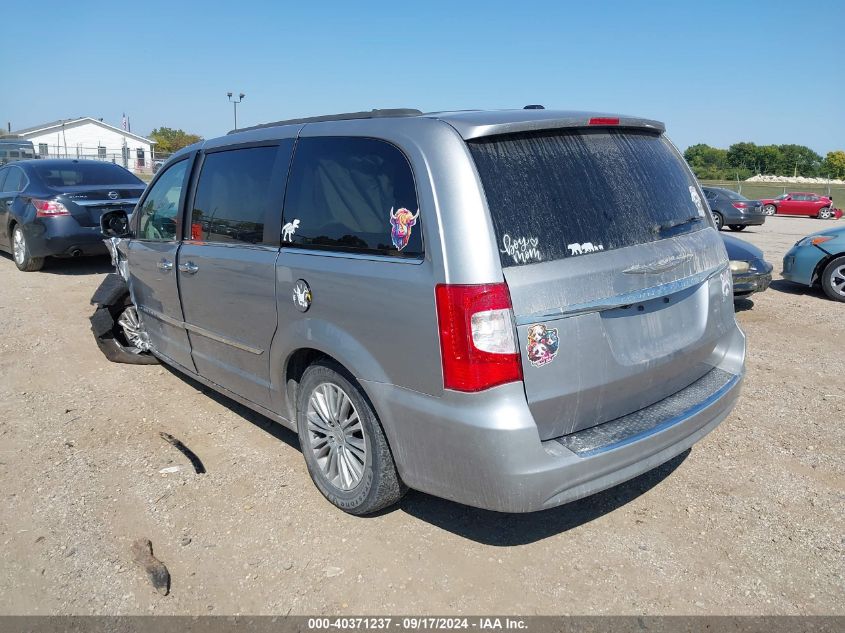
[92,108,745,514]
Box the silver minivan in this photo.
[92,108,745,514]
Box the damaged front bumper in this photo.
[90,271,157,365]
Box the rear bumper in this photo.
[365,327,746,513]
[21,218,107,258]
[730,214,766,227]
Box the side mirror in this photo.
[101,210,131,238]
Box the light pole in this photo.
[227,92,245,131]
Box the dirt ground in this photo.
[0,216,842,615]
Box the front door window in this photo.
[135,160,188,241]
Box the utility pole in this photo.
[227,92,245,131]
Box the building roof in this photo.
[11,117,155,144]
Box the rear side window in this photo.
[722,189,748,201]
[468,129,707,267]
[283,137,422,257]
[2,167,25,192]
[190,145,288,246]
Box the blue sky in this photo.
[3,0,843,155]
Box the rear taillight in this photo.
[32,199,70,217]
[435,283,522,392]
[588,117,620,126]
[732,202,749,209]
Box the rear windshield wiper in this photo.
[654,216,703,233]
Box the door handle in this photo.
[157,259,173,271]
[178,261,199,274]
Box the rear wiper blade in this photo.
[654,216,703,233]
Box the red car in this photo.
[759,192,840,219]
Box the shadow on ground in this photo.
[0,250,112,275]
[769,279,829,300]
[161,363,689,545]
[41,255,113,275]
[733,297,755,312]
[161,363,300,453]
[395,451,688,545]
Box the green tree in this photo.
[683,144,731,180]
[776,144,822,177]
[726,142,759,170]
[149,127,203,155]
[821,150,845,179]
[755,145,781,174]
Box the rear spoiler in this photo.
[431,111,666,141]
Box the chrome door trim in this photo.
[623,254,694,274]
[138,305,264,355]
[514,262,727,325]
[280,246,424,265]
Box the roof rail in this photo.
[230,109,423,134]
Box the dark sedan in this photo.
[703,186,767,231]
[721,233,772,299]
[0,159,145,271]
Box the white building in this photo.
[11,117,156,174]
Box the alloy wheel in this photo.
[306,382,367,491]
[830,264,845,297]
[116,306,146,353]
[819,208,833,219]
[12,227,25,266]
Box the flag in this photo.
[122,113,127,131]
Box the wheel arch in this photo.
[272,322,391,424]
[811,250,845,285]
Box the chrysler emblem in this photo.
[107,191,119,200]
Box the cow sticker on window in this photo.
[282,219,300,242]
[566,242,604,256]
[389,207,419,251]
[501,234,541,264]
[689,186,706,217]
[527,324,559,368]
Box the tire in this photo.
[712,212,724,230]
[820,256,845,302]
[91,295,158,365]
[11,225,45,272]
[762,204,776,216]
[818,207,833,220]
[296,360,406,515]
[728,225,747,231]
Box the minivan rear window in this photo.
[468,129,707,267]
